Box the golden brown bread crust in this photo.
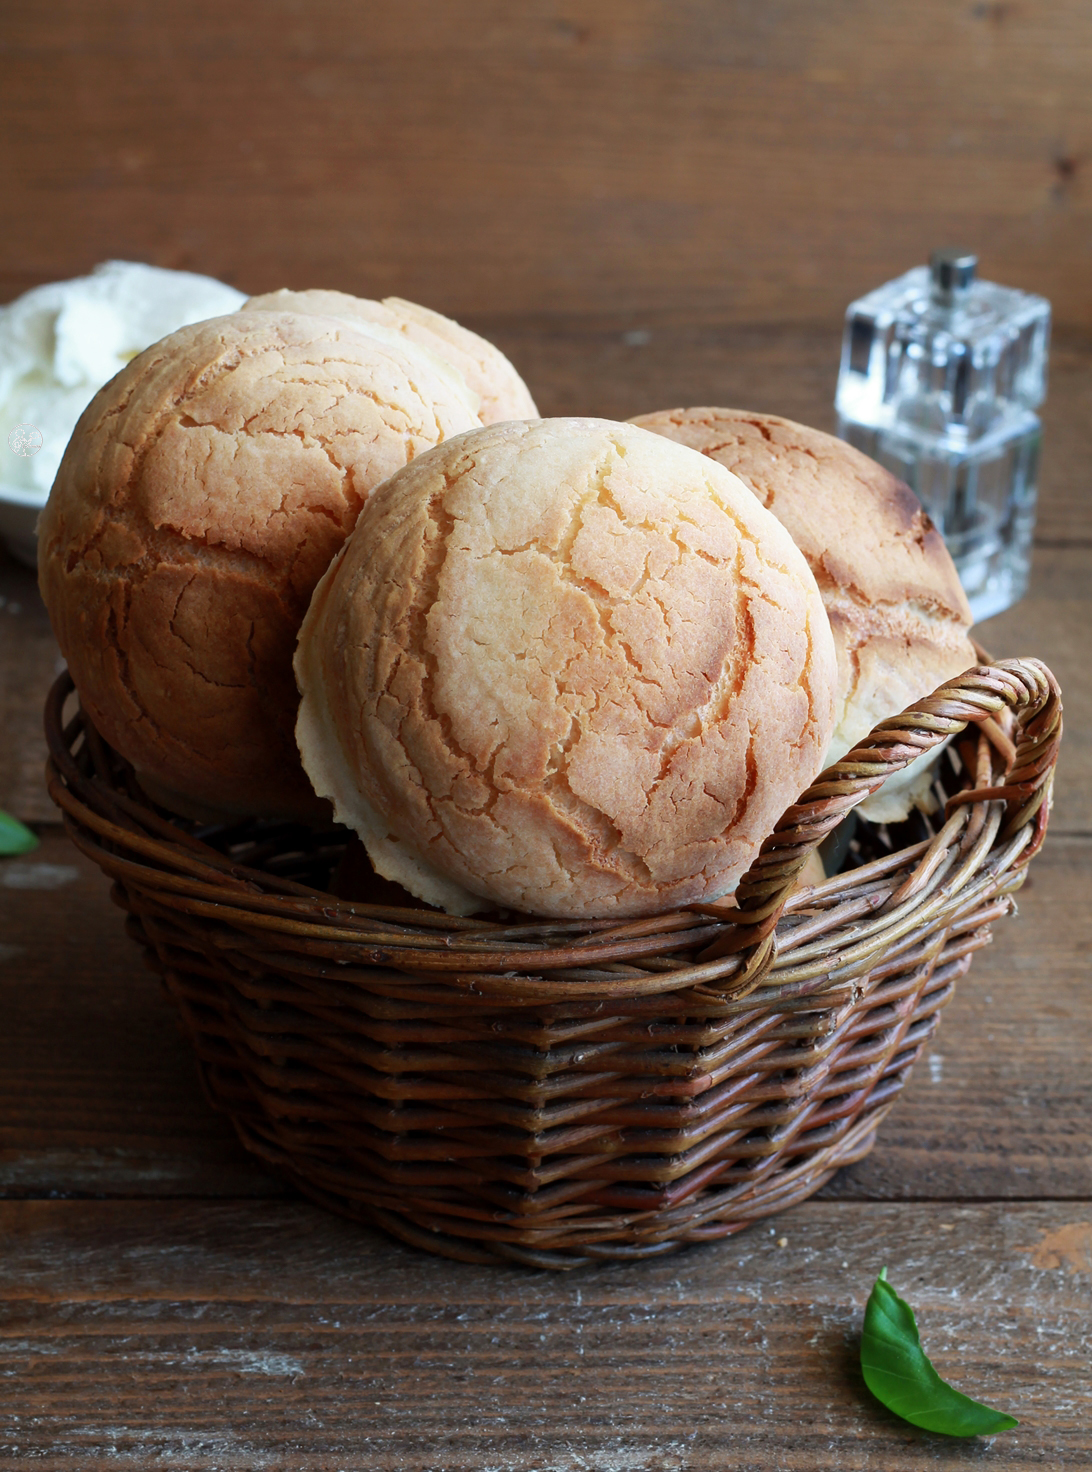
[631,408,978,821]
[295,418,838,917]
[245,289,539,426]
[38,310,480,819]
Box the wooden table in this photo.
[2,326,1090,1469]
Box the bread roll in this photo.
[632,408,977,822]
[245,289,538,427]
[39,310,481,820]
[295,418,838,917]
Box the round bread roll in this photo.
[631,408,977,823]
[245,288,538,427]
[295,417,838,918]
[39,309,481,820]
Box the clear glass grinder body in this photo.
[835,250,1050,622]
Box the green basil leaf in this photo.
[0,810,38,856]
[861,1268,1018,1437]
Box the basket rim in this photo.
[43,655,1061,1006]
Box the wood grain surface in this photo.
[2,9,1092,1443]
[2,1,1091,326]
[2,1199,1089,1469]
[0,827,281,1201]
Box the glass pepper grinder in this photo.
[835,250,1050,622]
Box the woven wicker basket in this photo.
[44,656,1061,1269]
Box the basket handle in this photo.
[697,657,1062,983]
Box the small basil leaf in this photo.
[861,1268,1018,1437]
[0,810,38,856]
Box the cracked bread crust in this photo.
[38,309,481,820]
[245,289,539,427]
[295,418,838,918]
[632,408,978,823]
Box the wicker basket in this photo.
[44,657,1061,1269]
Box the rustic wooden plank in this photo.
[2,1,1091,326]
[0,552,58,825]
[977,553,1092,833]
[0,831,282,1199]
[820,836,1092,1202]
[0,1198,1088,1468]
[1031,337,1092,547]
[2,829,1089,1206]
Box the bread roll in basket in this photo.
[295,419,840,920]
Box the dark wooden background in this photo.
[2,4,1092,1468]
[3,0,1091,329]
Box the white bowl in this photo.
[0,484,42,568]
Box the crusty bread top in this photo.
[38,309,481,819]
[295,417,838,918]
[632,408,978,820]
[245,289,539,427]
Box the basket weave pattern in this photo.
[45,658,1061,1268]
